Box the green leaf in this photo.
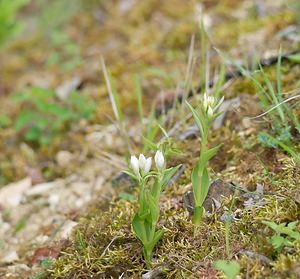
[270,235,291,250]
[287,221,299,230]
[287,54,300,63]
[262,220,279,231]
[199,167,210,206]
[161,165,181,191]
[214,260,240,279]
[204,144,222,162]
[185,101,204,136]
[118,192,134,202]
[14,111,39,130]
[132,214,147,244]
[122,170,138,181]
[191,163,201,206]
[24,127,41,142]
[148,229,164,250]
[147,192,159,223]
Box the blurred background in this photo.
[0,0,299,187]
[0,0,300,277]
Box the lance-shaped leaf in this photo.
[147,193,160,224]
[147,229,164,251]
[203,144,222,162]
[132,214,147,244]
[186,101,204,136]
[198,167,210,206]
[161,165,182,191]
[191,162,201,206]
[122,170,138,181]
[138,206,151,221]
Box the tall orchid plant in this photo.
[186,93,224,226]
[126,150,180,268]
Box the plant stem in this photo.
[143,248,152,269]
[192,206,203,226]
[193,119,209,228]
[225,221,231,258]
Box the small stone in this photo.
[56,151,74,168]
[0,177,32,208]
[56,77,82,100]
[111,172,135,189]
[57,220,78,239]
[142,267,164,279]
[25,167,44,185]
[183,179,236,214]
[2,250,19,263]
[25,180,63,196]
[48,194,60,209]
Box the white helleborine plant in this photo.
[186,93,224,227]
[125,149,180,268]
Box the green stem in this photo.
[192,206,203,226]
[193,119,209,227]
[143,248,152,269]
[225,221,231,258]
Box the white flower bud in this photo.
[208,96,215,106]
[139,154,146,170]
[130,155,140,176]
[155,150,165,170]
[203,93,215,111]
[207,106,214,117]
[143,157,152,174]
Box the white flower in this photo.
[155,150,165,170]
[139,154,147,170]
[203,93,215,110]
[135,154,152,175]
[143,157,152,174]
[130,155,140,176]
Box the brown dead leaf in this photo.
[31,247,60,265]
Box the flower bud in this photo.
[130,155,140,176]
[143,157,152,174]
[203,93,215,111]
[207,106,214,117]
[155,150,165,170]
[139,154,146,170]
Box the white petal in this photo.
[155,150,164,169]
[139,154,146,169]
[130,156,140,176]
[207,106,214,117]
[208,96,215,106]
[144,157,152,174]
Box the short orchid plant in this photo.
[125,150,180,268]
[186,93,224,226]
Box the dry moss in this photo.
[46,152,300,278]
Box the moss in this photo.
[47,151,300,278]
[214,9,295,49]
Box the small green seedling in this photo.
[125,150,180,268]
[12,87,95,145]
[214,260,240,279]
[186,93,224,226]
[262,220,300,252]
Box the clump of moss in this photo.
[47,147,300,278]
